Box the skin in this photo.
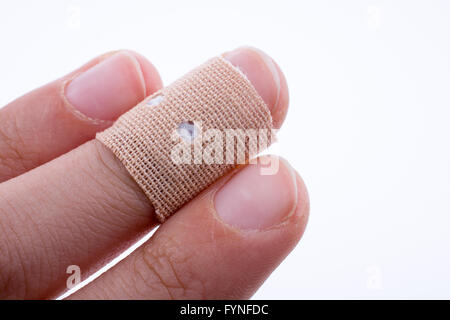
[0,47,309,299]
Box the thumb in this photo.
[70,157,309,299]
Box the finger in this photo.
[0,47,288,299]
[71,157,309,300]
[0,50,162,182]
[223,46,288,129]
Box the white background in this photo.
[1,0,449,299]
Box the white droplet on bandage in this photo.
[177,121,198,142]
[147,94,164,107]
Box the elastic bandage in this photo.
[97,57,274,222]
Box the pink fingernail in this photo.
[223,46,281,112]
[215,157,298,230]
[65,51,147,121]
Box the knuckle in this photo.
[136,233,206,299]
[83,141,152,224]
[91,140,134,190]
[89,141,140,203]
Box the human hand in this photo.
[0,47,309,299]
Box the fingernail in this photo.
[223,46,281,112]
[65,51,147,121]
[215,157,298,230]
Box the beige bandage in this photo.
[96,57,274,222]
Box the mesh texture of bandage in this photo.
[97,56,274,222]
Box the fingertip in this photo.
[286,167,310,243]
[215,156,299,231]
[271,58,289,129]
[124,50,163,96]
[223,47,289,128]
[64,50,163,121]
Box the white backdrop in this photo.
[1,0,449,299]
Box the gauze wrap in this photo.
[97,57,274,222]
